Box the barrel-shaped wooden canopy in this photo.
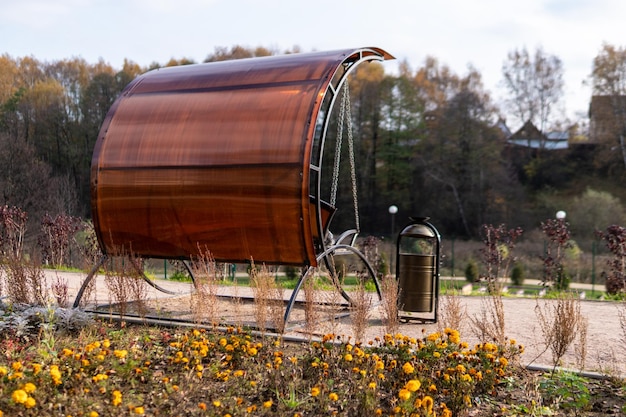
[91,47,394,266]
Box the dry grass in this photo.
[50,273,70,308]
[2,257,47,306]
[104,254,148,320]
[379,274,399,335]
[188,248,220,327]
[249,261,285,333]
[469,293,507,345]
[438,290,466,335]
[301,270,319,342]
[349,276,371,343]
[534,294,586,371]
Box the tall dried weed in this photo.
[250,261,284,333]
[534,294,586,371]
[379,274,399,335]
[188,248,219,327]
[469,293,506,345]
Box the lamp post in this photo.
[388,205,398,275]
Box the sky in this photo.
[1,0,625,127]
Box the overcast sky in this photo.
[2,0,625,127]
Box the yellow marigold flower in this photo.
[112,390,122,406]
[32,364,42,375]
[246,405,257,413]
[103,339,111,348]
[24,397,36,409]
[311,387,320,397]
[402,362,415,374]
[250,381,257,387]
[12,389,28,404]
[405,379,421,392]
[499,357,509,367]
[263,400,273,408]
[377,373,385,381]
[368,382,377,389]
[114,350,128,359]
[213,400,221,407]
[12,362,22,372]
[219,338,227,346]
[62,348,74,357]
[398,389,411,401]
[248,347,258,356]
[22,382,36,393]
[429,384,437,392]
[375,360,384,370]
[344,353,353,362]
[461,374,472,382]
[134,406,145,414]
[328,393,338,402]
[456,364,466,373]
[433,351,441,358]
[0,409,4,417]
[422,396,434,413]
[441,408,452,417]
[374,409,382,415]
[413,398,422,408]
[233,370,244,377]
[427,332,440,342]
[89,411,99,417]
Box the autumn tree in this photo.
[501,47,564,140]
[590,43,626,171]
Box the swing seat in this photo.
[90,47,394,267]
[310,198,336,241]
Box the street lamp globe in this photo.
[556,210,566,220]
[388,205,398,215]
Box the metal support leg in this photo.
[73,255,108,308]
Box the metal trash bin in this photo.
[396,217,441,322]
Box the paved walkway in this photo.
[46,270,626,377]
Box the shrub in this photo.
[510,262,525,286]
[465,259,479,283]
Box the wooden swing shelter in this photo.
[80,47,395,324]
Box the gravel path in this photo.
[49,270,626,377]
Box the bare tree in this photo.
[501,47,564,138]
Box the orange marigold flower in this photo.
[198,402,207,410]
[311,387,320,397]
[404,379,421,392]
[112,390,122,406]
[402,362,415,374]
[134,406,145,414]
[12,389,28,404]
[22,383,36,393]
[398,389,411,401]
[328,393,339,402]
[24,397,36,409]
[263,400,273,408]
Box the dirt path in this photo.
[49,270,626,378]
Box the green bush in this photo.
[510,262,525,286]
[465,259,479,283]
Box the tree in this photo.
[501,47,564,139]
[590,43,626,171]
[413,62,507,237]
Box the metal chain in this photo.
[330,84,347,207]
[329,82,360,232]
[344,83,360,232]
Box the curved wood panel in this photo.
[92,47,394,266]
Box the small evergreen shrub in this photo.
[510,262,525,286]
[465,259,479,283]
